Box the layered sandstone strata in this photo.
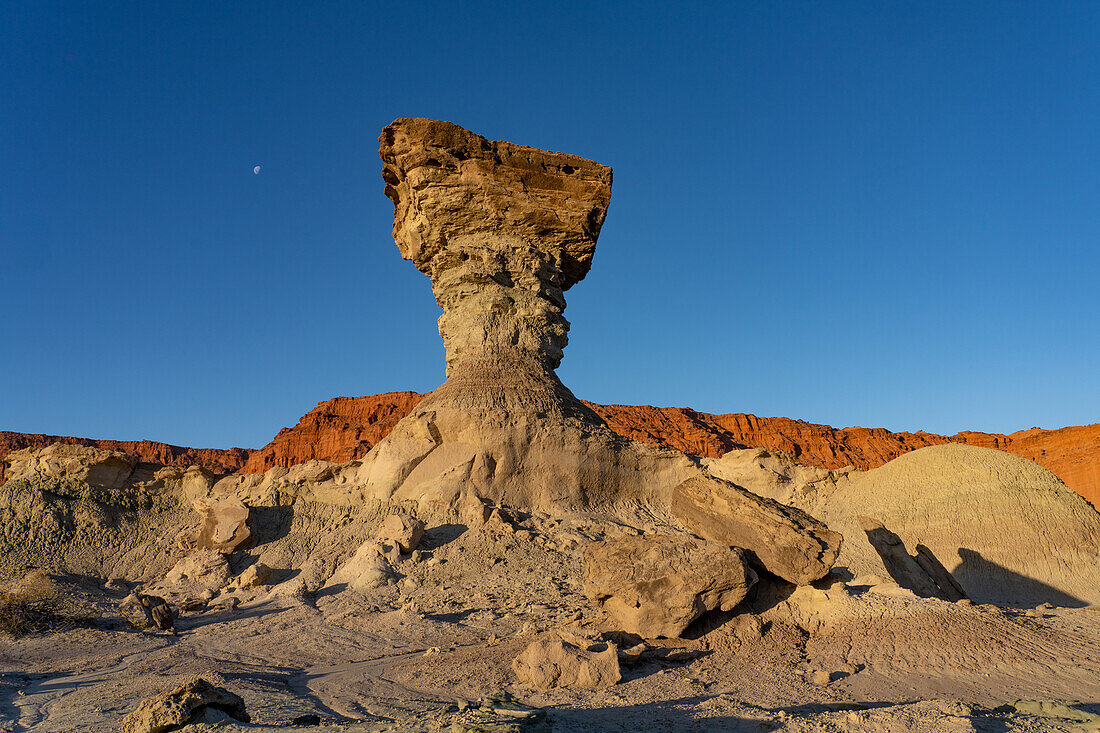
[239,392,424,473]
[361,118,840,584]
[6,398,1095,508]
[234,394,1100,507]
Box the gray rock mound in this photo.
[708,443,1100,607]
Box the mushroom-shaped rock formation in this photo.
[357,118,840,585]
[380,117,609,378]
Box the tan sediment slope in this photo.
[708,443,1100,607]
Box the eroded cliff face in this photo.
[239,392,426,474]
[232,395,1100,508]
[3,397,1095,508]
[0,430,249,484]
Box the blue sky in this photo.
[2,2,1098,449]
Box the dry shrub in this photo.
[0,569,62,635]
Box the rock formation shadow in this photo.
[681,574,794,640]
[419,523,467,551]
[860,517,963,601]
[247,505,294,548]
[953,548,1087,608]
[175,599,291,629]
[552,696,752,731]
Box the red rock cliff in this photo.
[4,393,1096,508]
[240,395,1100,508]
[239,392,427,473]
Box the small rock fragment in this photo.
[191,496,252,553]
[617,643,648,667]
[459,492,492,527]
[733,614,764,642]
[121,678,248,733]
[377,514,426,554]
[437,693,550,733]
[234,562,272,589]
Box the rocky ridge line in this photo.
[241,394,1100,507]
[4,396,1096,507]
[0,430,249,484]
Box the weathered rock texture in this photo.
[4,405,1096,509]
[189,496,251,553]
[595,407,1100,509]
[121,678,248,733]
[671,476,841,586]
[358,118,840,584]
[380,117,612,377]
[0,444,222,582]
[583,535,757,638]
[144,549,232,612]
[376,513,425,554]
[512,639,621,689]
[707,444,1100,607]
[0,430,248,483]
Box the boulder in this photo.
[511,639,620,689]
[191,496,251,553]
[145,595,177,631]
[143,550,231,611]
[327,542,394,590]
[377,513,425,554]
[119,593,151,629]
[458,491,492,527]
[120,593,176,631]
[233,562,273,589]
[671,474,841,585]
[583,535,758,638]
[121,678,248,733]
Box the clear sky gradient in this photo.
[2,2,1098,449]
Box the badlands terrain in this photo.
[2,118,1099,733]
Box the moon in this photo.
[253,165,261,175]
